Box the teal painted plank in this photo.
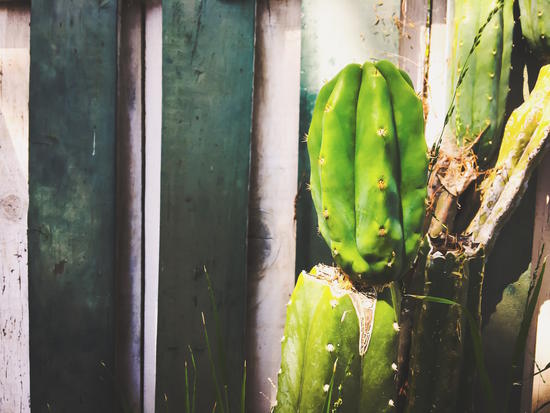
[156,1,255,411]
[296,0,401,273]
[28,2,117,412]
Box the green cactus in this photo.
[405,246,484,413]
[275,266,399,412]
[446,0,514,167]
[467,64,550,250]
[308,60,427,285]
[519,0,550,63]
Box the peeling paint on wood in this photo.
[399,0,429,92]
[524,154,550,412]
[156,1,256,411]
[28,2,117,411]
[246,0,301,411]
[0,5,30,413]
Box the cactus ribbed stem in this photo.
[307,61,428,285]
[446,0,513,168]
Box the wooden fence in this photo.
[1,0,550,412]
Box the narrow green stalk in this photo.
[202,312,225,413]
[240,361,247,413]
[188,345,197,413]
[323,359,337,413]
[204,267,228,386]
[185,361,191,413]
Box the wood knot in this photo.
[0,195,22,221]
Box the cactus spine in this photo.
[308,60,428,285]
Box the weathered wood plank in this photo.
[524,154,550,412]
[296,0,401,274]
[424,0,449,147]
[399,0,429,92]
[143,2,162,412]
[0,5,30,413]
[116,1,144,411]
[156,1,256,411]
[28,2,118,411]
[246,0,301,411]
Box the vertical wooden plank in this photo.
[0,5,30,413]
[399,0,429,92]
[28,2,118,411]
[524,155,550,413]
[424,0,449,147]
[117,1,144,411]
[156,1,256,411]
[296,0,401,274]
[143,1,162,412]
[246,0,300,411]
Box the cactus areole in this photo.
[308,60,428,286]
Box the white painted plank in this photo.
[0,5,30,413]
[246,1,301,411]
[399,0,429,93]
[524,154,550,413]
[301,0,401,89]
[424,0,450,148]
[143,2,162,412]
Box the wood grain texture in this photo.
[116,1,144,411]
[399,0,429,92]
[143,2,162,412]
[295,0,401,274]
[28,2,117,411]
[424,0,449,147]
[246,1,301,411]
[524,154,550,413]
[156,1,256,411]
[0,5,30,412]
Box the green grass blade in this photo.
[202,312,226,413]
[204,267,229,385]
[240,361,247,413]
[188,345,197,413]
[185,361,191,413]
[223,385,230,413]
[323,359,337,413]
